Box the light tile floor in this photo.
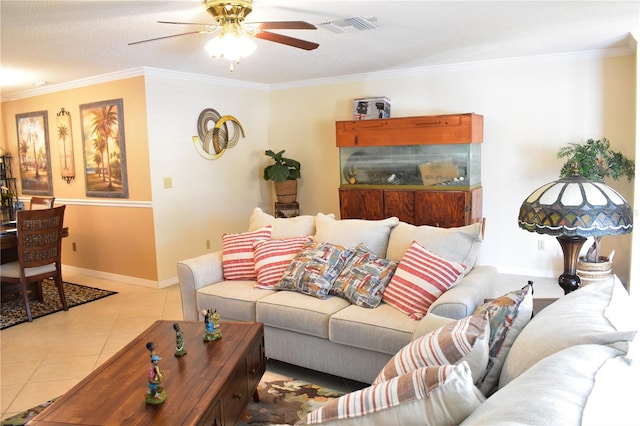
[0,271,365,420]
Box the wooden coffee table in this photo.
[31,320,265,425]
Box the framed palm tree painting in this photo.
[79,99,129,198]
[15,110,54,196]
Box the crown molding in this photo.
[269,46,635,90]
[2,46,633,101]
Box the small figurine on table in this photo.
[201,308,222,342]
[173,323,187,357]
[145,341,167,405]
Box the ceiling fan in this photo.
[130,0,319,69]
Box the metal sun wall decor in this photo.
[192,108,245,160]
[57,108,76,184]
[15,110,53,196]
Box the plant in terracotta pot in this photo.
[556,138,635,266]
[263,149,301,203]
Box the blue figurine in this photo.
[201,308,222,342]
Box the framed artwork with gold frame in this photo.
[15,110,53,196]
[79,98,129,198]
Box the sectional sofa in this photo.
[177,208,496,383]
[297,276,638,425]
[178,208,638,424]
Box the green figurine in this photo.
[145,341,167,405]
[173,323,187,357]
[201,308,222,342]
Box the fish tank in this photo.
[339,143,481,190]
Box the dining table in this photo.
[0,221,69,263]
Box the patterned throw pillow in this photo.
[299,363,485,426]
[331,244,398,308]
[221,226,272,280]
[383,241,465,320]
[253,236,313,289]
[276,241,354,299]
[373,312,490,385]
[472,283,533,396]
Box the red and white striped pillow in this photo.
[383,241,465,320]
[221,226,272,280]
[373,312,490,385]
[300,363,485,425]
[253,236,313,289]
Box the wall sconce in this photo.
[57,108,75,184]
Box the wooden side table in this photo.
[275,202,299,218]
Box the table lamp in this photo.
[518,167,633,294]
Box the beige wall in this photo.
[1,49,637,289]
[1,76,158,282]
[268,53,636,285]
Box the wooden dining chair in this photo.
[0,205,68,321]
[29,196,55,210]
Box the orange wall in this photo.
[1,76,158,281]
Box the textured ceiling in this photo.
[1,1,639,99]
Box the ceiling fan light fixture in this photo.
[205,24,256,65]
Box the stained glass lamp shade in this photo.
[518,170,632,294]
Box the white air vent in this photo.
[318,16,378,33]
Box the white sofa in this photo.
[178,208,497,383]
[296,277,638,425]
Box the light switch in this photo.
[163,177,172,189]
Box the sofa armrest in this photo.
[177,251,224,321]
[427,265,498,320]
[412,313,457,340]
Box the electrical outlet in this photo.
[206,240,211,250]
[72,242,77,252]
[537,240,545,251]
[163,177,172,189]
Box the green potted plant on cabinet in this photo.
[263,149,301,203]
[556,138,635,282]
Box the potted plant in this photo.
[556,138,635,277]
[557,138,634,184]
[263,149,301,203]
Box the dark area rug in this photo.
[1,378,343,426]
[1,279,117,329]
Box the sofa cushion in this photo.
[499,278,637,388]
[331,244,398,308]
[248,207,328,239]
[582,343,638,425]
[275,241,354,299]
[386,221,483,272]
[473,283,533,396]
[221,226,272,280]
[298,363,485,426]
[197,281,276,322]
[373,312,490,385]
[329,303,417,355]
[257,290,351,339]
[313,213,399,258]
[253,236,313,289]
[383,241,465,320]
[461,344,623,426]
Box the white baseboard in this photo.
[62,265,178,289]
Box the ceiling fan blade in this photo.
[158,20,217,27]
[255,31,319,50]
[248,21,317,30]
[128,31,203,46]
